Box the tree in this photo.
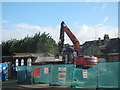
[2,32,58,56]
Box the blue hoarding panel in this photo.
[0,63,8,81]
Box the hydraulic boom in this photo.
[58,21,98,67]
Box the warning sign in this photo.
[34,68,40,78]
[82,70,88,78]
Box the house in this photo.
[81,34,120,57]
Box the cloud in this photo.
[2,23,118,45]
[2,23,60,43]
[0,20,9,23]
[103,17,109,22]
[101,3,106,9]
[75,24,118,44]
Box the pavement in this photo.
[1,79,71,90]
[1,79,111,90]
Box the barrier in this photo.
[17,66,33,84]
[33,65,51,83]
[17,62,120,88]
[51,64,75,86]
[98,62,119,88]
[17,66,27,83]
[73,62,120,88]
[73,65,98,88]
[0,63,8,81]
[0,63,2,81]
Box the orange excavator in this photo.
[32,21,98,67]
[58,21,98,68]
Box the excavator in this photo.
[33,21,98,68]
[58,21,98,68]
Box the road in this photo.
[1,79,98,90]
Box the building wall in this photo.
[82,37,120,57]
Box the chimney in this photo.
[98,37,101,41]
[104,34,110,46]
[98,37,101,46]
[104,34,109,40]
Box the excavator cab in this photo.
[62,44,74,64]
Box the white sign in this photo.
[82,70,88,78]
[58,67,66,71]
[58,78,66,84]
[58,67,66,84]
[44,67,49,74]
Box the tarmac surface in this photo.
[1,79,98,90]
[2,79,119,90]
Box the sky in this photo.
[1,1,118,45]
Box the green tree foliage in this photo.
[2,32,58,56]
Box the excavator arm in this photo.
[59,21,80,56]
[58,21,98,67]
[58,22,65,54]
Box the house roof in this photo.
[82,37,120,53]
[13,53,54,57]
[105,38,120,53]
[82,41,94,47]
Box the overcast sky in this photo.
[1,1,118,45]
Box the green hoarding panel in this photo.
[50,65,58,85]
[17,66,27,83]
[73,62,120,88]
[118,62,120,88]
[73,65,98,88]
[17,62,120,88]
[17,66,34,84]
[26,66,34,84]
[51,64,75,86]
[41,65,51,83]
[33,65,51,83]
[65,64,75,86]
[98,62,120,88]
